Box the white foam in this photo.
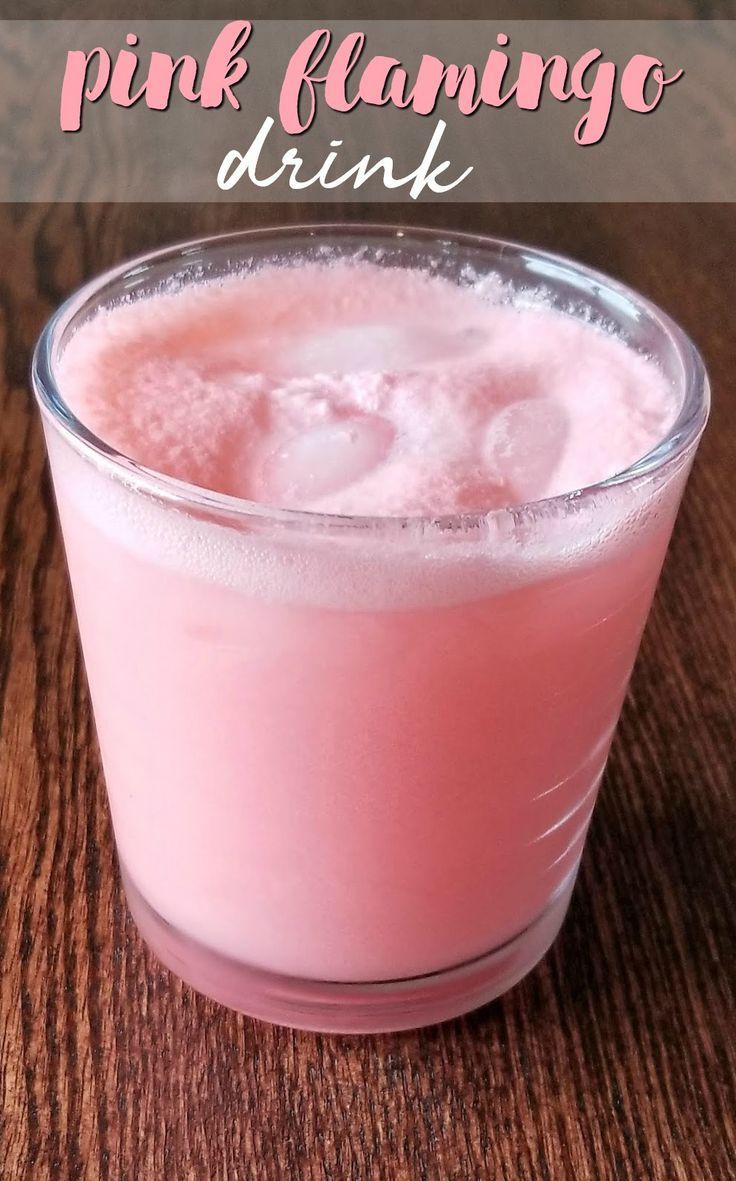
[46,423,688,613]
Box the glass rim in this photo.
[31,222,710,535]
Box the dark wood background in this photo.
[1,201,735,1181]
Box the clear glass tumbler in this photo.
[32,227,709,1032]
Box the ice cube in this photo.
[283,322,486,377]
[283,324,422,376]
[258,416,395,506]
[482,398,568,503]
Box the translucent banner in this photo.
[0,20,733,201]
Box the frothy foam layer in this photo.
[57,260,678,516]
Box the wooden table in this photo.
[1,203,734,1181]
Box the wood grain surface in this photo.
[1,202,735,1181]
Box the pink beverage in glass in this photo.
[32,228,708,1032]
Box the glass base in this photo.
[121,867,577,1034]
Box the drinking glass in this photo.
[32,227,709,1032]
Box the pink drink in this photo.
[34,229,708,1031]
